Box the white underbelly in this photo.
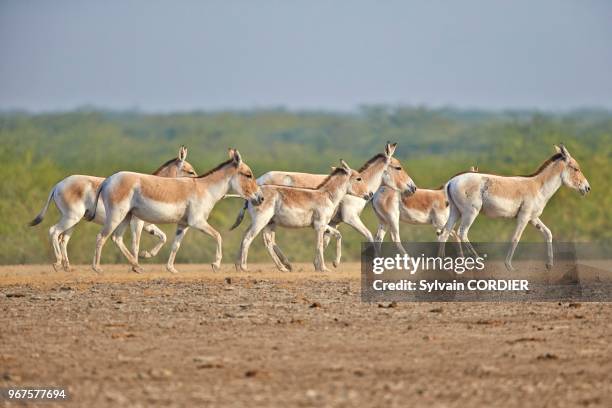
[399,207,431,224]
[481,196,521,218]
[132,197,187,224]
[272,206,314,228]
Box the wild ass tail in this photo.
[84,178,108,222]
[28,186,56,226]
[229,200,249,230]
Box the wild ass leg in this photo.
[93,213,129,273]
[322,220,339,248]
[48,224,63,271]
[434,216,464,258]
[530,217,553,269]
[325,226,343,268]
[313,224,330,272]
[237,214,271,272]
[345,215,374,242]
[387,216,408,257]
[192,220,223,272]
[505,215,530,271]
[262,225,290,272]
[140,224,167,258]
[166,225,190,274]
[265,227,293,271]
[375,223,387,242]
[130,217,144,264]
[459,209,479,258]
[110,216,143,273]
[321,221,349,266]
[343,214,378,260]
[49,215,81,272]
[438,202,460,258]
[457,209,480,258]
[59,226,76,272]
[449,230,465,258]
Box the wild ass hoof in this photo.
[52,262,62,272]
[140,250,153,259]
[211,263,220,272]
[545,262,553,270]
[166,265,179,274]
[333,260,340,268]
[63,264,73,273]
[131,265,144,274]
[279,260,293,272]
[92,265,103,274]
[504,261,515,272]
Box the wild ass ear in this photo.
[178,146,188,162]
[228,148,236,158]
[330,166,338,172]
[340,159,351,173]
[232,149,242,165]
[560,144,571,160]
[470,166,479,172]
[554,144,571,161]
[385,142,398,158]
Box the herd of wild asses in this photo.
[30,143,589,273]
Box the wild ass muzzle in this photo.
[232,160,371,272]
[373,166,478,255]
[91,149,263,274]
[232,142,417,268]
[438,145,590,270]
[29,146,196,272]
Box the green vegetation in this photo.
[1,107,610,265]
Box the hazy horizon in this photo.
[1,0,611,112]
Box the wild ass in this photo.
[232,143,417,266]
[438,145,590,270]
[232,160,371,272]
[29,146,197,272]
[373,166,478,254]
[90,149,263,274]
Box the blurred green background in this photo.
[1,106,610,265]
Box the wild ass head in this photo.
[342,160,372,201]
[382,157,417,195]
[354,142,398,190]
[555,145,590,195]
[330,160,372,201]
[154,145,197,177]
[227,148,264,205]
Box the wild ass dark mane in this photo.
[196,159,237,178]
[315,167,347,189]
[358,154,386,172]
[520,153,564,177]
[151,157,179,176]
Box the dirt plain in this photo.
[0,263,611,408]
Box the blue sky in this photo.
[1,0,611,112]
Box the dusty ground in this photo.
[1,263,611,407]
